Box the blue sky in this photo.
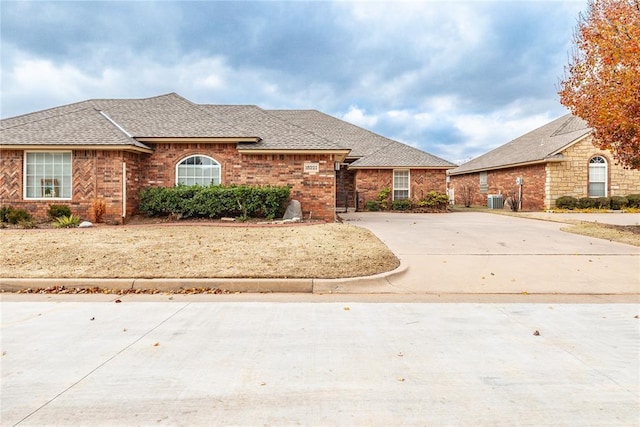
[1,0,586,163]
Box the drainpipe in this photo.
[122,161,127,223]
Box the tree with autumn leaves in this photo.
[559,0,640,169]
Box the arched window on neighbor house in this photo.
[588,156,607,197]
[176,155,221,186]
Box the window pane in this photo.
[25,152,71,199]
[589,183,605,197]
[176,156,220,186]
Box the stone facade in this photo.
[546,136,640,208]
[449,135,640,210]
[355,169,448,207]
[0,146,339,223]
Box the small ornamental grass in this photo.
[53,214,81,228]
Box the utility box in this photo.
[487,194,504,209]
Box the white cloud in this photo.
[342,106,378,128]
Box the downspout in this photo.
[122,161,127,223]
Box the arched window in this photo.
[588,156,607,197]
[176,155,220,186]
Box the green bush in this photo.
[577,197,595,209]
[625,194,640,208]
[609,196,628,210]
[53,214,81,228]
[6,208,32,225]
[416,191,449,210]
[365,200,381,211]
[391,199,412,211]
[48,204,72,220]
[593,197,610,209]
[376,188,391,210]
[555,196,578,210]
[138,185,291,220]
[0,206,13,223]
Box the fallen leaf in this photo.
[397,377,405,382]
[343,306,350,311]
[115,299,122,303]
[90,317,95,321]
[397,352,404,357]
[153,342,160,347]
[533,330,540,336]
[260,382,266,386]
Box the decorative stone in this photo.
[78,221,93,228]
[283,200,302,220]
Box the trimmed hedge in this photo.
[391,199,412,211]
[555,196,578,209]
[626,194,640,208]
[139,185,291,220]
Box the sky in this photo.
[0,0,587,164]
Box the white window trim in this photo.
[175,154,221,186]
[588,156,608,198]
[23,150,73,200]
[392,169,410,200]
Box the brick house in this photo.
[448,114,640,210]
[1,93,455,223]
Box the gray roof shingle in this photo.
[449,114,592,175]
[269,109,455,167]
[202,105,347,151]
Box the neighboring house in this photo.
[0,93,455,223]
[448,114,640,210]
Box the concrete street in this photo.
[1,298,638,426]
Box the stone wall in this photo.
[546,136,640,208]
[355,169,448,208]
[449,164,546,210]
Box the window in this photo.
[176,155,221,186]
[588,156,607,197]
[24,152,72,199]
[393,170,410,200]
[479,171,488,193]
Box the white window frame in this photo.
[479,171,488,193]
[393,169,410,200]
[23,151,73,200]
[588,156,607,197]
[176,155,221,186]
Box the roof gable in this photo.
[450,114,592,175]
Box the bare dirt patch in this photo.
[0,223,399,279]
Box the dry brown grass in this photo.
[0,223,399,279]
[560,222,640,247]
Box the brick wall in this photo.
[355,168,448,208]
[0,149,128,223]
[449,164,546,210]
[546,136,640,208]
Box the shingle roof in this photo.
[449,114,592,175]
[0,107,150,150]
[269,109,455,168]
[202,105,347,151]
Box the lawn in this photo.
[1,223,400,279]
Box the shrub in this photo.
[391,199,412,211]
[376,188,391,210]
[48,204,72,220]
[365,200,381,211]
[6,208,32,225]
[91,198,107,223]
[594,197,610,209]
[53,214,81,228]
[577,197,596,209]
[18,219,38,229]
[0,206,13,223]
[555,196,578,210]
[625,194,640,208]
[138,185,291,220]
[416,191,450,211]
[609,196,628,210]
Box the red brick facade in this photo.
[449,164,547,211]
[355,169,448,207]
[1,145,339,223]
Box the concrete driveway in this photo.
[338,212,640,295]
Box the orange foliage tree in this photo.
[559,0,640,169]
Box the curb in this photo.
[0,263,408,294]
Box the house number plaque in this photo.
[304,162,320,174]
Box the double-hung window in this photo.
[393,170,410,200]
[588,156,607,197]
[24,152,72,199]
[176,155,221,186]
